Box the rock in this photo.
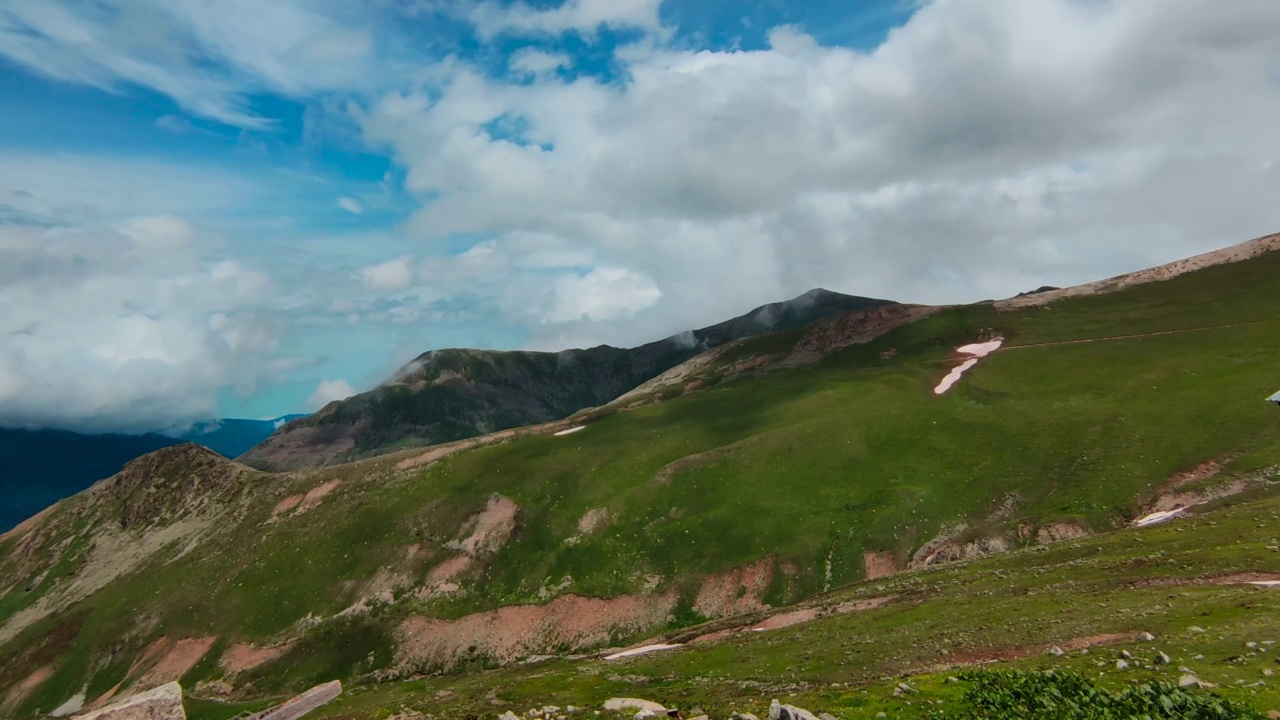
[1266,669,1276,677]
[1179,674,1200,688]
[893,683,917,696]
[1116,660,1130,670]
[1155,652,1172,666]
[945,677,959,683]
[1189,626,1206,634]
[731,714,760,720]
[499,713,520,720]
[634,712,655,720]
[688,716,709,720]
[545,708,562,715]
[1139,632,1156,641]
[1048,645,1065,656]
[73,682,186,720]
[818,715,838,720]
[1120,650,1132,659]
[604,699,667,714]
[1249,642,1260,649]
[875,714,887,719]
[768,699,820,720]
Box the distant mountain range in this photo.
[0,415,303,532]
[241,288,892,470]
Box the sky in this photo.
[1,0,1279,434]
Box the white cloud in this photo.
[308,378,356,408]
[0,219,281,433]
[360,0,1280,349]
[468,0,665,40]
[545,266,661,322]
[0,0,377,127]
[509,48,572,77]
[337,196,365,214]
[359,256,415,289]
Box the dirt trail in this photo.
[1003,319,1274,351]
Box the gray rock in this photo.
[1139,632,1156,641]
[1048,645,1065,656]
[1189,626,1206,634]
[819,714,838,720]
[1155,652,1172,666]
[604,699,666,714]
[768,699,820,720]
[730,714,759,720]
[498,713,520,720]
[892,683,917,696]
[1120,650,1132,659]
[1116,659,1130,670]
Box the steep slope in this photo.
[0,428,180,533]
[2,234,1280,717]
[242,289,891,470]
[0,417,300,533]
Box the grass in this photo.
[2,250,1280,715]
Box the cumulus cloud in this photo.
[545,267,662,322]
[468,0,665,40]
[0,219,281,433]
[337,196,365,214]
[509,48,572,77]
[359,256,415,289]
[360,0,1280,349]
[308,378,356,408]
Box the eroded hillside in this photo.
[3,235,1280,718]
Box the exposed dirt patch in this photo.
[295,479,341,515]
[753,608,819,631]
[995,232,1280,309]
[1034,523,1091,544]
[269,494,304,521]
[132,636,217,690]
[448,495,518,556]
[1167,459,1226,488]
[220,642,294,675]
[396,591,678,670]
[694,559,775,617]
[577,507,610,535]
[862,550,899,580]
[1,665,53,714]
[425,555,473,587]
[394,430,517,471]
[1210,572,1280,585]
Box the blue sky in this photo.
[1,0,1278,432]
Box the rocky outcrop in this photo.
[75,682,185,720]
[769,699,820,720]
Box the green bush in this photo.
[938,669,1264,719]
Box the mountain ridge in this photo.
[242,288,893,470]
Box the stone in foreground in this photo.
[75,682,185,720]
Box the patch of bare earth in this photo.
[447,494,518,556]
[995,232,1280,310]
[1,665,53,713]
[294,479,341,515]
[220,642,294,675]
[396,590,678,670]
[131,636,218,690]
[694,559,775,617]
[863,550,899,580]
[688,595,893,644]
[269,493,304,521]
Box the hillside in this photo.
[2,234,1280,718]
[0,416,302,533]
[241,289,891,470]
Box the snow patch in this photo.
[554,426,586,436]
[604,643,682,660]
[1133,505,1194,527]
[934,339,1003,395]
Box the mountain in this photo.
[2,233,1280,718]
[0,428,181,534]
[0,416,302,533]
[241,288,892,470]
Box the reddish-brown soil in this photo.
[862,550,899,580]
[220,642,294,675]
[694,558,775,617]
[396,591,679,669]
[1,665,52,713]
[132,636,217,690]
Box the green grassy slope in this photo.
[2,247,1280,716]
[300,489,1280,720]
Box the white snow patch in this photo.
[1133,506,1193,527]
[604,643,682,660]
[49,690,86,717]
[934,339,1003,395]
[554,426,586,436]
[1246,580,1280,587]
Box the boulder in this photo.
[768,699,820,720]
[604,699,667,714]
[1155,652,1172,666]
[499,713,520,720]
[74,683,186,720]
